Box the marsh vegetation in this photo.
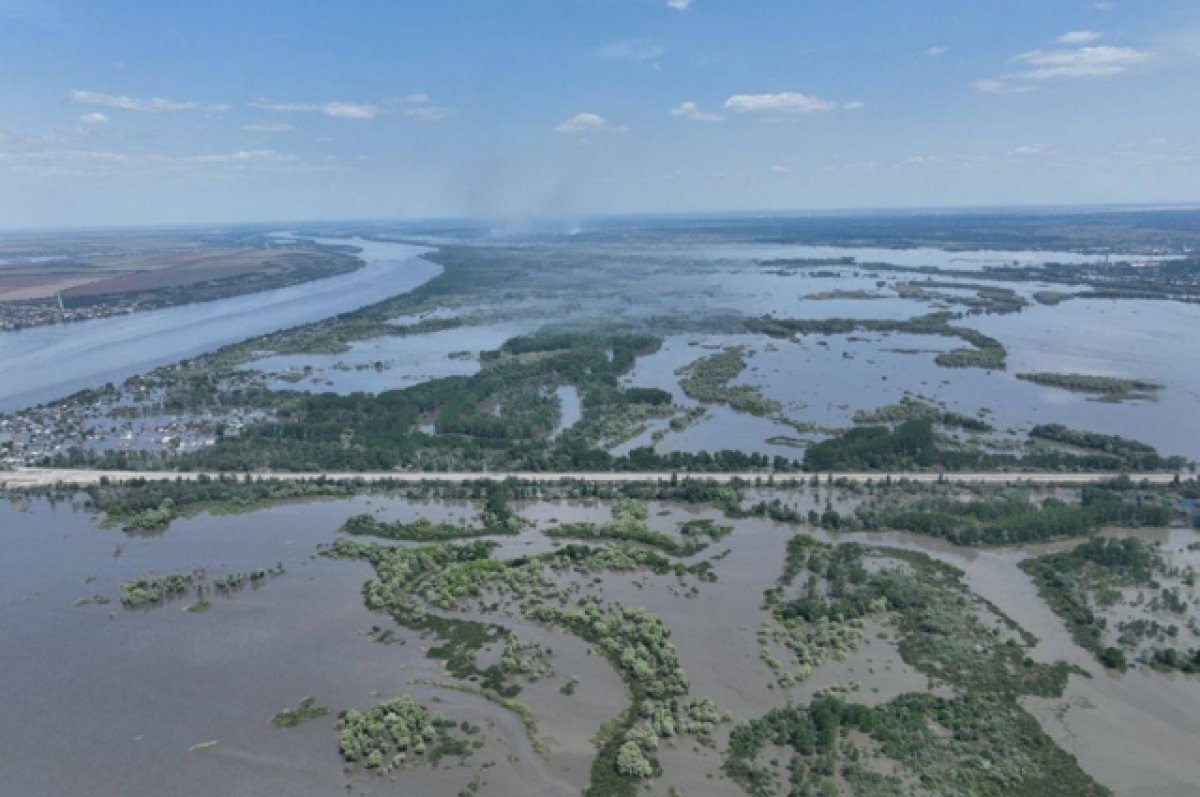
[1022,536,1200,673]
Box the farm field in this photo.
[0,229,359,328]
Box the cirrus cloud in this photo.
[973,79,1036,94]
[243,122,292,133]
[1057,30,1103,45]
[404,105,451,123]
[723,92,863,114]
[71,89,228,113]
[975,39,1153,94]
[1014,45,1152,79]
[250,99,380,119]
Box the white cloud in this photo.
[322,101,380,119]
[251,96,442,122]
[1013,45,1152,79]
[769,164,792,174]
[723,92,861,113]
[404,106,451,123]
[598,39,664,63]
[925,46,949,57]
[973,79,1036,94]
[1094,1,1115,9]
[243,122,293,133]
[669,101,723,122]
[975,41,1153,93]
[71,89,227,113]
[251,100,316,112]
[188,149,291,165]
[251,99,380,119]
[666,0,693,9]
[552,113,627,134]
[1010,145,1043,156]
[1057,30,1103,45]
[894,153,995,170]
[79,113,109,124]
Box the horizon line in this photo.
[4,199,1200,235]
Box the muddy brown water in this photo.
[2,496,1197,796]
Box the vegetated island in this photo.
[272,697,330,728]
[1017,372,1165,402]
[119,565,284,609]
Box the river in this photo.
[0,238,438,413]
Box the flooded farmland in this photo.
[3,488,1197,796]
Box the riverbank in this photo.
[0,238,438,412]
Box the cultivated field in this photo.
[0,230,361,328]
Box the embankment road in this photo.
[1,467,1190,489]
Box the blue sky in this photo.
[1,0,1198,228]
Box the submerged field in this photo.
[3,475,1197,796]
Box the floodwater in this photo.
[617,307,1200,460]
[10,231,1195,467]
[615,335,809,459]
[2,494,1198,795]
[970,299,1200,455]
[0,496,577,797]
[0,238,439,412]
[635,241,1158,271]
[552,386,582,436]
[814,524,1200,797]
[471,237,1198,461]
[245,319,535,395]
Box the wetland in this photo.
[2,475,1199,796]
